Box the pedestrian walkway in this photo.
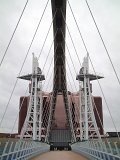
[31,151,88,160]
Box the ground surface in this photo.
[31,151,88,160]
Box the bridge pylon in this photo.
[18,53,45,140]
[76,55,103,141]
[44,0,76,145]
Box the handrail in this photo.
[72,142,120,160]
[0,139,49,160]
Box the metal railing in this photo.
[72,140,120,160]
[0,139,49,160]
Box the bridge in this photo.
[0,0,120,159]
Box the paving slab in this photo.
[31,151,88,160]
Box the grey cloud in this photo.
[0,0,120,133]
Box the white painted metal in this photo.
[20,53,44,140]
[72,142,120,160]
[0,140,49,160]
[79,81,83,141]
[39,81,43,141]
[62,64,76,142]
[78,55,102,141]
[45,93,55,142]
[84,75,89,140]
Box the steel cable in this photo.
[8,27,57,136]
[0,0,50,128]
[0,0,29,68]
[67,0,120,140]
[9,23,56,136]
[85,0,120,86]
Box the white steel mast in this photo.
[76,55,103,141]
[19,53,45,140]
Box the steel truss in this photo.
[77,56,102,141]
[20,54,45,140]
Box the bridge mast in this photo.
[19,54,45,140]
[46,0,76,142]
[77,55,103,141]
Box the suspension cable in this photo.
[38,9,57,59]
[45,56,60,141]
[0,0,50,128]
[67,0,120,140]
[61,9,82,67]
[9,56,54,134]
[89,55,120,140]
[10,87,29,134]
[42,29,58,71]
[67,60,106,143]
[85,0,120,86]
[64,9,120,142]
[7,12,57,135]
[67,70,80,129]
[67,0,89,55]
[61,29,77,74]
[43,57,53,89]
[67,65,107,144]
[60,42,78,91]
[0,0,29,68]
[67,54,106,142]
[9,30,56,135]
[43,44,59,90]
[8,26,57,135]
[9,55,54,135]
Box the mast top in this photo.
[76,55,104,81]
[18,54,45,81]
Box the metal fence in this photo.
[72,141,120,160]
[0,139,49,160]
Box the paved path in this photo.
[31,151,88,160]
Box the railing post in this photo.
[28,142,33,157]
[94,141,99,158]
[19,141,25,158]
[91,140,96,156]
[15,140,22,159]
[98,141,106,160]
[11,141,18,160]
[114,142,120,156]
[102,141,110,160]
[23,141,28,158]
[6,142,13,160]
[96,141,102,159]
[1,141,9,160]
[107,141,112,153]
[27,141,32,157]
[107,141,115,160]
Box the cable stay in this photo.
[0,0,50,128]
[85,0,120,87]
[8,16,57,140]
[2,9,57,139]
[0,0,29,68]
[85,0,120,140]
[67,0,120,141]
[0,1,120,160]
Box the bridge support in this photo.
[45,0,76,144]
[76,55,103,141]
[19,53,45,140]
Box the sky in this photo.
[0,0,120,133]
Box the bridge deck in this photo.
[30,151,88,160]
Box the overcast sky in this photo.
[0,0,120,134]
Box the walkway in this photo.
[31,151,88,160]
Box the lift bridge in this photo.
[0,0,120,160]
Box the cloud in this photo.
[0,0,120,134]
